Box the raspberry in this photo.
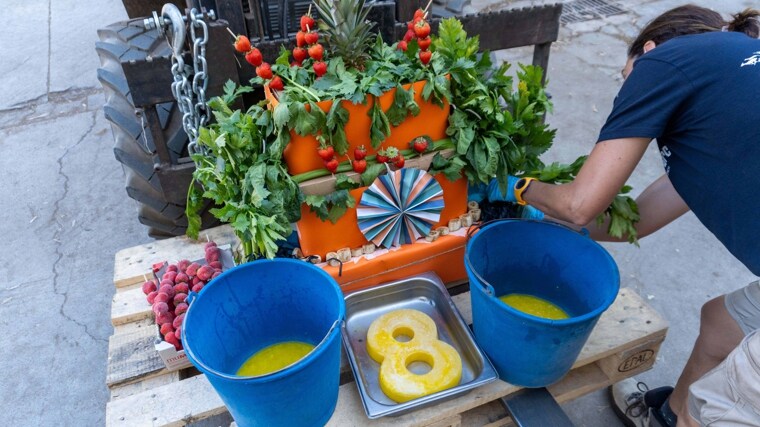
[173,313,185,329]
[174,327,182,342]
[205,250,220,263]
[155,292,170,304]
[204,241,217,250]
[147,291,158,304]
[192,283,204,293]
[173,293,188,306]
[174,302,188,316]
[162,271,177,283]
[142,280,157,295]
[156,311,174,326]
[177,259,191,272]
[158,284,175,300]
[211,271,221,280]
[164,332,181,350]
[197,265,213,281]
[166,264,179,273]
[160,323,174,337]
[175,272,189,283]
[192,277,203,286]
[186,262,201,277]
[160,279,174,288]
[209,261,222,270]
[174,282,189,294]
[153,301,169,315]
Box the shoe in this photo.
[610,378,676,427]
[609,378,651,427]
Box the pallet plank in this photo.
[112,287,153,326]
[112,225,238,288]
[110,371,180,401]
[106,288,667,426]
[106,375,226,427]
[107,325,166,387]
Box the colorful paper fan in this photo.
[357,167,444,248]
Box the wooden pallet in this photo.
[106,227,668,426]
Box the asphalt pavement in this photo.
[0,0,756,425]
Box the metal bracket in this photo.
[501,388,575,427]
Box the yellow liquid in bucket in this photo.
[236,341,315,376]
[498,294,569,320]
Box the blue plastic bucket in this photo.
[182,259,345,426]
[465,220,619,387]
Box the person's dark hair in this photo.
[628,5,760,57]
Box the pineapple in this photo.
[314,0,377,70]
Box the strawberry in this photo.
[291,60,303,67]
[414,21,431,39]
[403,29,415,42]
[412,137,429,153]
[417,37,431,51]
[245,48,263,67]
[317,145,334,161]
[300,14,315,32]
[385,147,399,162]
[313,61,328,77]
[256,62,273,79]
[414,9,425,20]
[376,150,389,163]
[269,76,284,91]
[296,31,307,47]
[397,41,408,51]
[293,47,309,63]
[325,157,339,173]
[308,43,324,61]
[394,154,405,168]
[407,21,415,31]
[419,50,432,65]
[233,35,251,53]
[354,145,367,160]
[352,159,367,173]
[304,31,319,45]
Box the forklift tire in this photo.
[96,19,218,238]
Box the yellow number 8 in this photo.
[366,309,463,403]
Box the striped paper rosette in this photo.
[357,167,444,248]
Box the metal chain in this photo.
[188,9,210,156]
[150,5,214,157]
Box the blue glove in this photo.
[467,182,488,203]
[521,205,545,220]
[486,176,519,203]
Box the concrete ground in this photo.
[0,0,756,426]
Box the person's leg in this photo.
[686,330,760,426]
[669,296,745,421]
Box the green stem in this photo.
[280,75,321,102]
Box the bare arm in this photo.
[522,138,651,225]
[587,173,690,241]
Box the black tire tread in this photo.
[97,19,217,237]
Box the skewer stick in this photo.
[307,3,312,16]
[423,0,433,14]
[226,27,237,38]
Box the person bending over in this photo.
[494,5,760,427]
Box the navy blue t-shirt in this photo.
[599,32,760,275]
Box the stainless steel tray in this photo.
[341,272,498,419]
